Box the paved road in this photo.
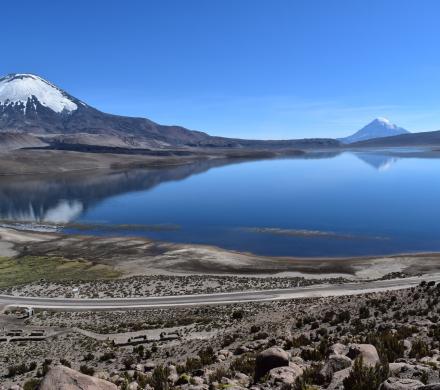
[1,274,439,311]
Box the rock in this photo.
[346,344,380,367]
[234,372,250,387]
[191,376,205,386]
[254,347,289,381]
[389,362,438,383]
[168,365,179,384]
[128,383,138,390]
[234,346,250,355]
[329,343,349,355]
[327,367,351,390]
[144,361,156,371]
[135,364,144,372]
[40,365,117,390]
[419,385,440,389]
[380,377,424,389]
[268,363,303,385]
[110,375,123,385]
[126,370,135,379]
[94,371,110,381]
[321,354,352,378]
[218,349,231,357]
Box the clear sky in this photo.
[2,0,440,139]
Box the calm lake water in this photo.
[1,151,440,257]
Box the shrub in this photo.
[409,339,430,359]
[198,346,216,366]
[300,348,323,361]
[232,310,244,320]
[79,365,95,376]
[42,359,52,375]
[23,379,41,390]
[230,353,256,377]
[185,357,202,372]
[250,325,261,333]
[60,358,71,368]
[292,334,311,348]
[359,306,370,319]
[343,357,389,390]
[123,356,135,369]
[83,353,94,361]
[209,366,230,382]
[365,332,404,363]
[145,365,170,390]
[293,364,325,390]
[99,352,115,362]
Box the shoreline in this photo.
[2,226,440,284]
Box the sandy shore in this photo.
[1,226,440,281]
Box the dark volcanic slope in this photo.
[351,129,440,148]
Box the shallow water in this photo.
[1,151,440,257]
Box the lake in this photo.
[1,150,440,257]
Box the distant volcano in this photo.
[339,118,410,144]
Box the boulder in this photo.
[389,362,438,383]
[321,354,352,378]
[268,363,303,385]
[329,343,349,356]
[254,347,289,381]
[144,361,156,371]
[40,365,117,390]
[234,372,250,387]
[327,367,351,390]
[380,377,424,389]
[346,344,380,367]
[167,365,179,383]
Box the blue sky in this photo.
[2,0,440,139]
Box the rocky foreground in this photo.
[3,280,440,389]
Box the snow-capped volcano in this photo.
[0,73,340,151]
[340,118,410,144]
[0,73,79,114]
[0,72,213,147]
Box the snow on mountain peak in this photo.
[373,117,397,128]
[375,117,391,124]
[0,73,78,113]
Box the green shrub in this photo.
[23,379,41,390]
[409,339,430,359]
[198,346,216,366]
[292,334,311,348]
[359,306,370,319]
[343,357,388,390]
[301,348,323,362]
[60,358,71,368]
[293,364,325,390]
[230,353,256,377]
[99,352,115,362]
[209,366,230,382]
[145,365,170,390]
[79,365,95,376]
[365,332,404,363]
